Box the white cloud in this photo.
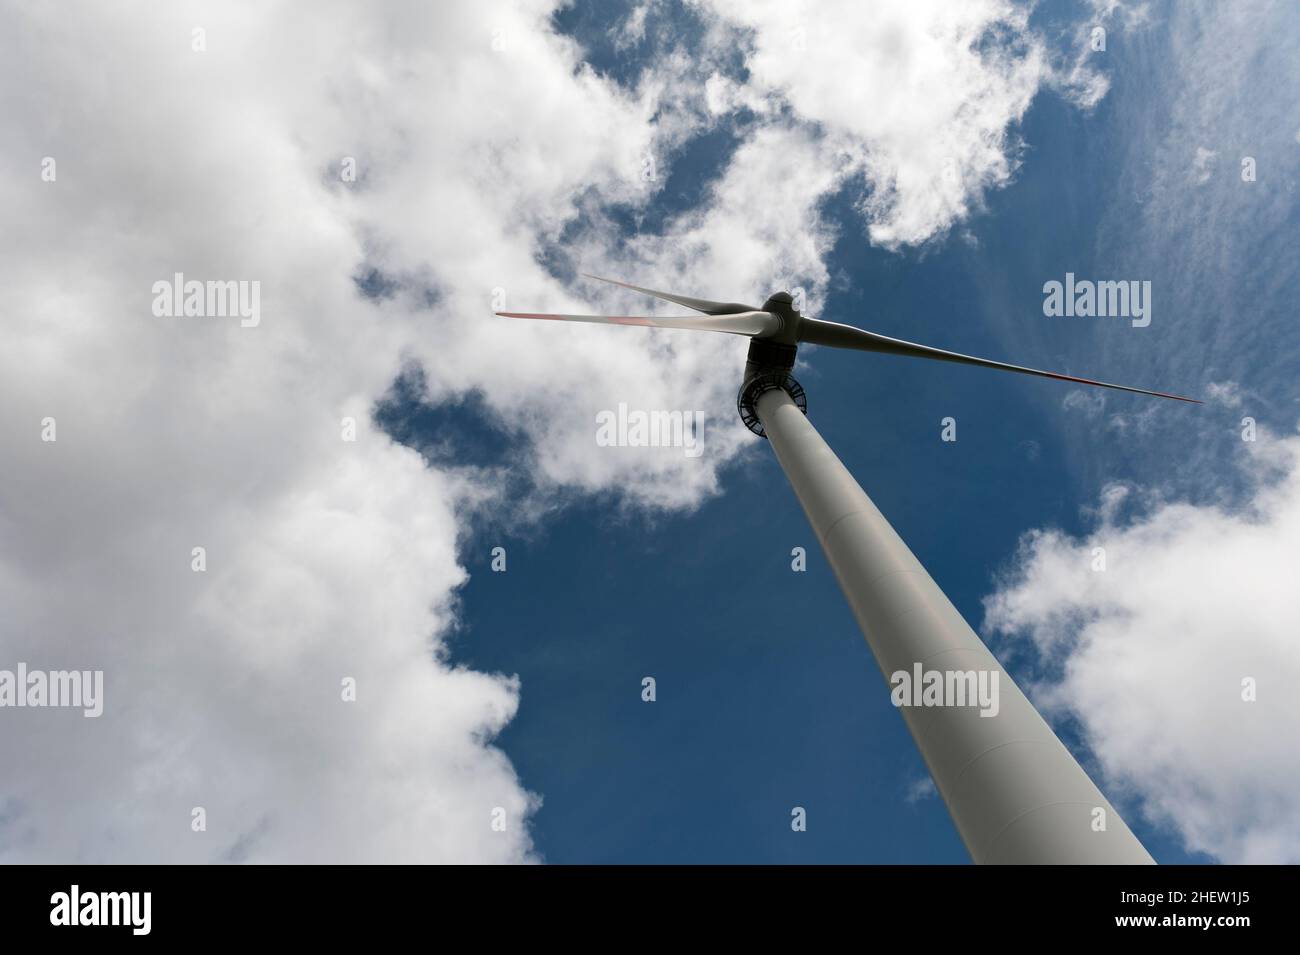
[1063,388,1106,417]
[984,431,1300,863]
[1206,380,1244,408]
[697,0,1099,247]
[1088,0,1151,28]
[904,776,937,804]
[1191,146,1218,184]
[1,0,574,862]
[616,1,654,50]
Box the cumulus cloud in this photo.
[697,0,1103,247]
[984,431,1300,863]
[1,0,573,862]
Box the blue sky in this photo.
[4,0,1296,864]
[366,0,1300,862]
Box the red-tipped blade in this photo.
[496,310,780,337]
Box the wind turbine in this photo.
[499,274,1197,864]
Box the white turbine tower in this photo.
[500,274,1198,864]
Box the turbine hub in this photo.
[759,291,801,344]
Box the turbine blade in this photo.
[581,273,759,316]
[798,317,1200,403]
[496,310,780,337]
